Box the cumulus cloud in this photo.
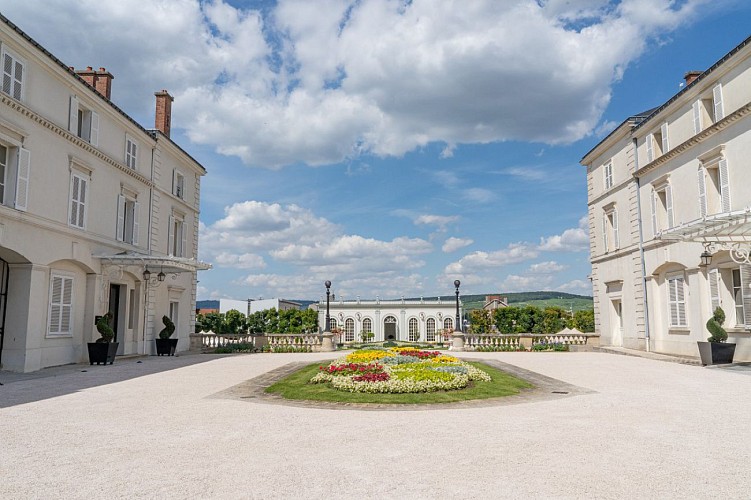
[557,279,594,295]
[213,252,266,270]
[0,0,709,168]
[500,274,555,292]
[442,237,474,253]
[538,216,589,252]
[444,243,538,275]
[414,214,460,230]
[529,261,567,274]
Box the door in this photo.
[611,299,623,346]
[0,258,8,366]
[384,316,397,340]
[108,284,122,355]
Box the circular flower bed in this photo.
[311,347,491,393]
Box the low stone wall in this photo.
[462,332,600,351]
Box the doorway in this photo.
[384,316,397,340]
[0,258,8,366]
[611,299,623,346]
[108,284,122,355]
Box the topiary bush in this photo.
[95,312,114,343]
[159,315,176,340]
[706,307,728,343]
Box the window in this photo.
[116,195,139,245]
[169,301,179,337]
[128,289,137,330]
[362,318,372,336]
[1,47,24,101]
[693,84,724,135]
[426,318,436,342]
[650,184,673,236]
[667,274,687,328]
[173,170,185,199]
[344,318,355,342]
[68,96,99,146]
[329,318,337,331]
[0,144,30,211]
[48,274,73,336]
[168,214,187,257]
[125,137,137,169]
[408,318,419,341]
[69,173,88,229]
[698,157,730,217]
[603,162,613,190]
[732,269,744,327]
[443,317,453,330]
[602,207,619,252]
[646,124,669,162]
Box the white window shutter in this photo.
[89,111,99,146]
[651,189,658,236]
[692,100,702,134]
[719,158,731,212]
[646,134,654,162]
[132,201,140,246]
[665,185,674,228]
[168,215,175,256]
[14,147,30,211]
[48,276,62,334]
[78,177,87,228]
[61,277,72,333]
[69,175,79,226]
[741,266,751,326]
[11,58,22,100]
[181,220,188,258]
[713,84,724,121]
[697,168,707,218]
[602,216,608,251]
[660,123,669,153]
[69,96,79,133]
[172,169,177,196]
[709,269,720,314]
[668,278,678,327]
[612,210,619,249]
[116,195,125,241]
[676,277,686,326]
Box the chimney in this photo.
[154,90,174,138]
[684,71,702,87]
[74,66,114,100]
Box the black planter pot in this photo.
[697,341,736,366]
[155,338,179,356]
[87,342,119,365]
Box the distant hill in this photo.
[407,291,593,312]
[196,299,317,310]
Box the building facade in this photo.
[581,34,751,361]
[318,298,462,342]
[0,15,208,372]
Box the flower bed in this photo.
[311,348,490,393]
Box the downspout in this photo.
[142,143,156,355]
[633,137,651,352]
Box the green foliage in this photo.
[223,309,246,334]
[95,312,114,343]
[360,331,375,342]
[469,309,492,333]
[491,305,594,334]
[572,309,595,332]
[246,308,319,334]
[159,315,176,339]
[706,307,728,343]
[213,342,255,354]
[531,342,569,352]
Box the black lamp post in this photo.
[454,279,461,332]
[325,280,332,332]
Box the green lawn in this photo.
[265,361,533,404]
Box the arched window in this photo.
[426,318,436,342]
[444,317,453,330]
[329,318,337,331]
[345,318,355,342]
[362,318,372,338]
[408,318,419,342]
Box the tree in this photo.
[572,309,595,332]
[493,307,519,334]
[517,305,543,333]
[223,309,247,334]
[469,309,492,333]
[539,307,567,334]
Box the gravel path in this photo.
[1,351,750,499]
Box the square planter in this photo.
[155,338,179,356]
[697,341,736,366]
[87,342,119,365]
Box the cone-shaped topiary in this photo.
[706,307,728,343]
[159,315,176,340]
[96,312,114,343]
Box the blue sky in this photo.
[2,0,750,301]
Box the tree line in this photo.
[469,306,594,334]
[196,308,318,334]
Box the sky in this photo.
[1,0,750,302]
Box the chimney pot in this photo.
[75,66,114,100]
[684,70,702,87]
[154,90,174,138]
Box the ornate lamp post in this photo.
[321,280,335,352]
[454,279,461,332]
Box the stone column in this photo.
[450,331,465,351]
[320,331,335,352]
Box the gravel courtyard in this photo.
[1,351,750,499]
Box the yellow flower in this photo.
[431,355,459,364]
[345,350,391,363]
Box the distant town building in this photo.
[482,295,508,311]
[217,298,301,316]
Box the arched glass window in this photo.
[329,318,337,331]
[443,317,453,330]
[426,318,436,342]
[345,318,355,342]
[362,318,372,337]
[408,318,419,342]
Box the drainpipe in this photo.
[633,137,651,352]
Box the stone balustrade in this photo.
[461,331,600,351]
[266,334,322,352]
[191,331,256,351]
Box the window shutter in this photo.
[668,278,678,327]
[69,175,79,226]
[712,84,724,121]
[78,177,87,228]
[651,189,658,236]
[132,201,140,246]
[697,168,707,218]
[665,185,674,228]
[612,210,619,249]
[676,277,686,326]
[660,123,669,153]
[116,195,125,241]
[172,169,177,196]
[741,266,751,326]
[69,96,79,133]
[89,111,99,146]
[168,215,175,256]
[719,158,731,212]
[181,220,188,258]
[602,215,608,251]
[709,269,720,313]
[48,275,73,335]
[49,276,62,334]
[692,100,702,134]
[61,276,72,333]
[2,53,12,96]
[14,147,30,211]
[646,134,654,162]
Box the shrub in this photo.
[95,313,114,343]
[706,307,728,343]
[159,315,176,340]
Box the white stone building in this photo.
[581,34,751,361]
[0,14,209,372]
[318,297,462,342]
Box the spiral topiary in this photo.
[706,307,727,343]
[159,315,176,340]
[96,312,114,343]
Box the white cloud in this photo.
[442,237,474,253]
[463,188,495,203]
[529,261,567,274]
[538,216,589,252]
[444,243,538,275]
[414,214,460,230]
[0,0,709,168]
[556,279,593,295]
[213,252,266,269]
[500,274,555,292]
